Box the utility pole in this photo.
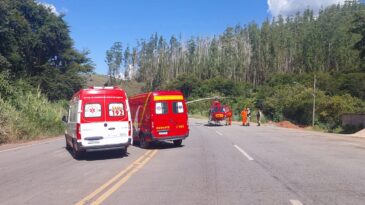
[312,75,316,127]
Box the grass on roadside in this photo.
[0,74,66,144]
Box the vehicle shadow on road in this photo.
[133,141,184,150]
[65,147,128,161]
[204,123,225,127]
[190,122,205,127]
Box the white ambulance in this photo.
[63,86,132,159]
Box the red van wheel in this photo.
[121,147,128,156]
[139,134,150,149]
[65,135,71,150]
[173,140,182,147]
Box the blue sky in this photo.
[39,0,349,74]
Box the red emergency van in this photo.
[129,91,189,148]
[63,86,132,159]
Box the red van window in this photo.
[156,102,168,114]
[84,103,102,118]
[173,101,184,114]
[109,103,125,117]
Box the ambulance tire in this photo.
[139,134,150,149]
[72,140,83,160]
[66,142,72,150]
[65,135,72,150]
[121,147,128,156]
[173,139,182,147]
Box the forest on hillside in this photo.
[117,1,364,91]
[109,1,365,131]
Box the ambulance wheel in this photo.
[65,136,72,150]
[140,135,150,149]
[121,147,128,156]
[66,141,72,150]
[72,140,83,160]
[173,139,182,147]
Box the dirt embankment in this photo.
[271,121,365,138]
[354,129,365,138]
[275,121,300,129]
[268,121,301,129]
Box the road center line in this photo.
[215,131,223,136]
[234,145,254,161]
[75,150,155,205]
[91,150,158,205]
[290,199,303,205]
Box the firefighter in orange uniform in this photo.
[225,105,232,126]
[241,108,248,126]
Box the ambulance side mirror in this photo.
[62,115,67,123]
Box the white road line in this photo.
[343,142,360,146]
[215,131,223,136]
[234,145,254,161]
[290,199,303,205]
[0,138,62,153]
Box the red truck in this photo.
[129,91,189,148]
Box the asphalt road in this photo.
[1,118,365,205]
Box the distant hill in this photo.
[84,74,108,87]
[84,74,144,96]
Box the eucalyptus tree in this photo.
[105,42,123,85]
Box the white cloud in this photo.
[60,7,69,14]
[37,2,59,16]
[267,0,347,17]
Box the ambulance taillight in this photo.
[76,123,81,140]
[128,121,131,136]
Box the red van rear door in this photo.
[169,100,188,135]
[153,101,170,136]
[153,100,188,137]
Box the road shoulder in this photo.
[0,136,63,152]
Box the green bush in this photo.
[0,73,66,143]
[262,84,320,123]
[261,83,365,130]
[0,99,18,143]
[319,94,365,129]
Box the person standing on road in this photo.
[241,108,247,126]
[256,109,261,126]
[247,108,251,126]
[225,105,232,126]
